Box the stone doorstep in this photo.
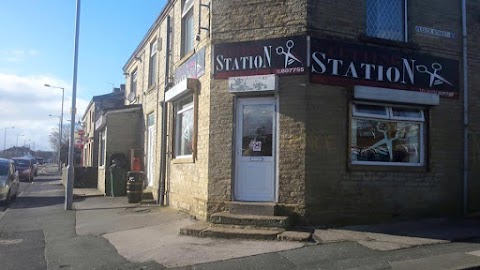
[228,201,277,216]
[179,222,312,242]
[210,212,290,228]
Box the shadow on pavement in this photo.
[337,218,480,242]
[10,196,66,209]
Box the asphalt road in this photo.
[0,165,163,270]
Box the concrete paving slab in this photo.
[104,220,305,268]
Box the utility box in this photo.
[109,153,127,196]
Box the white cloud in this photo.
[0,49,38,63]
[0,73,88,151]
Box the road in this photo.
[0,164,162,270]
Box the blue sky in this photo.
[0,0,166,151]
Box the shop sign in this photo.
[310,38,459,97]
[174,47,206,84]
[228,74,278,93]
[214,36,307,79]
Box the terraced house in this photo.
[118,0,480,227]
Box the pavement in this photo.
[19,164,480,269]
[70,186,480,269]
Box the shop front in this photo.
[212,34,462,225]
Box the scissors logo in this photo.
[416,62,452,87]
[276,40,302,68]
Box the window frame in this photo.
[173,94,195,159]
[148,40,158,88]
[99,129,106,167]
[130,68,138,96]
[181,0,195,58]
[365,0,408,42]
[351,102,425,167]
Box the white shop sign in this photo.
[415,26,455,39]
[228,74,278,93]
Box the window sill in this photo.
[145,84,157,95]
[349,163,427,173]
[172,156,195,164]
[178,50,195,66]
[358,34,420,50]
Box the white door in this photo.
[235,97,276,202]
[147,114,155,187]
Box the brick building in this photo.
[120,0,479,225]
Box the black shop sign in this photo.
[310,37,459,97]
[213,36,307,79]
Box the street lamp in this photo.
[15,134,24,156]
[49,114,62,171]
[3,126,14,151]
[45,84,65,170]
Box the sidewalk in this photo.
[71,189,480,268]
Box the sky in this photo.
[0,0,166,152]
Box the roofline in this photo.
[123,0,174,72]
[81,91,125,122]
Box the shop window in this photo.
[366,0,406,42]
[99,130,106,167]
[181,0,194,58]
[148,40,157,88]
[351,103,424,166]
[174,94,194,157]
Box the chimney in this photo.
[120,84,126,92]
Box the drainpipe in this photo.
[158,15,171,206]
[462,0,469,216]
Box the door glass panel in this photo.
[242,104,273,157]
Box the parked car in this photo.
[0,158,19,205]
[12,157,37,181]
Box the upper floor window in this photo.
[182,0,194,57]
[131,69,137,94]
[366,0,406,42]
[148,40,157,88]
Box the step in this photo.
[179,222,312,241]
[140,199,157,205]
[142,191,154,200]
[210,212,290,228]
[180,222,284,240]
[228,202,277,216]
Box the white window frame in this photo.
[148,40,157,88]
[351,102,425,167]
[181,0,194,57]
[174,94,194,158]
[130,68,137,95]
[99,129,106,167]
[366,0,408,42]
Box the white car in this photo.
[0,158,20,205]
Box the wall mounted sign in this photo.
[415,26,455,39]
[174,47,206,84]
[228,74,278,93]
[310,37,459,97]
[214,36,307,79]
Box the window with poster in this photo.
[174,94,194,158]
[351,103,425,166]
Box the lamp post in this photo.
[65,0,81,210]
[49,114,62,170]
[45,84,64,171]
[3,126,14,151]
[15,134,24,156]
